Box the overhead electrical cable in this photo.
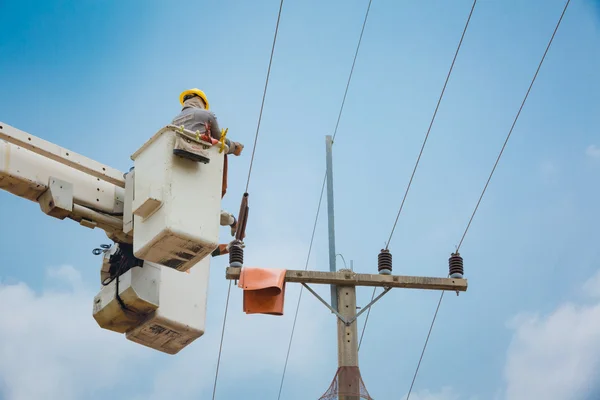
[212,1,285,398]
[276,1,374,398]
[245,0,285,193]
[359,0,478,353]
[405,1,571,398]
[384,0,478,251]
[211,281,232,400]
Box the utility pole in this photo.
[225,268,467,398]
[225,137,468,399]
[326,135,338,312]
[326,135,358,399]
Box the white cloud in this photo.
[0,241,331,400]
[0,266,150,400]
[503,271,600,400]
[401,269,600,400]
[585,144,600,159]
[136,288,331,400]
[45,264,85,290]
[582,269,600,298]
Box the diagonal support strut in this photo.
[302,283,393,326]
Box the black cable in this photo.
[385,0,478,250]
[332,0,373,142]
[276,1,373,397]
[277,175,325,400]
[405,2,570,398]
[358,0,478,355]
[86,205,124,217]
[455,0,570,253]
[211,280,232,400]
[358,287,376,351]
[211,2,285,396]
[245,0,285,193]
[114,253,139,316]
[405,290,444,399]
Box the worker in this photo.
[172,88,244,198]
[172,88,243,158]
[172,88,243,257]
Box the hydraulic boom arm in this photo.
[0,122,129,243]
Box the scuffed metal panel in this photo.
[0,139,122,213]
[0,140,45,201]
[0,121,125,188]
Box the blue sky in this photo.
[1,0,600,399]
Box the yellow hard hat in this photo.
[179,88,210,109]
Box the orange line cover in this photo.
[238,267,286,316]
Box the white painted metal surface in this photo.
[126,257,211,354]
[131,126,223,271]
[0,139,124,214]
[123,170,134,235]
[0,122,125,187]
[92,261,161,334]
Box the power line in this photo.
[405,290,444,399]
[359,0,478,354]
[245,0,285,193]
[358,287,377,351]
[332,0,373,142]
[276,1,374,397]
[277,176,326,400]
[212,2,285,397]
[405,2,570,398]
[455,0,569,253]
[385,0,478,250]
[211,281,232,400]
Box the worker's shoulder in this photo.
[187,108,218,120]
[173,108,217,124]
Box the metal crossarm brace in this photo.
[301,283,392,327]
[302,283,347,323]
[346,287,391,325]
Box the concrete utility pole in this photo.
[326,135,339,313]
[225,136,468,399]
[326,134,358,398]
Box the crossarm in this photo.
[225,267,467,292]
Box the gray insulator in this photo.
[229,242,244,268]
[378,249,392,275]
[449,252,464,279]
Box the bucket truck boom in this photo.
[0,121,228,354]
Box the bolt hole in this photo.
[96,198,99,202]
[97,188,100,191]
[28,137,31,141]
[102,167,106,171]
[66,152,69,156]
[347,340,350,343]
[345,305,349,308]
